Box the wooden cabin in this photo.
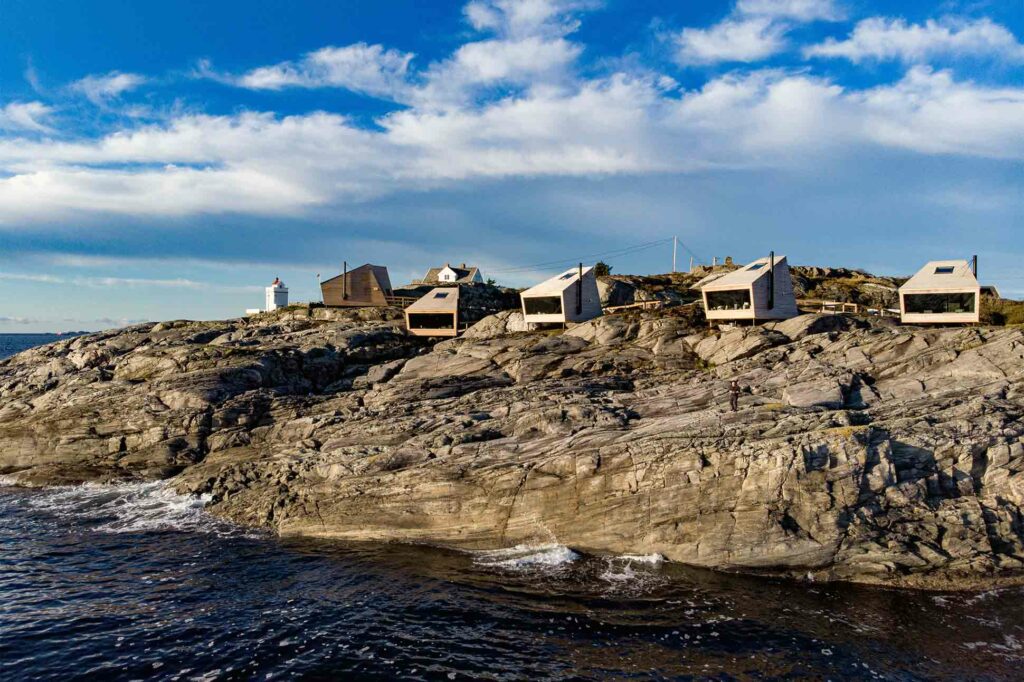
[701,254,798,323]
[321,264,393,307]
[520,265,602,327]
[404,287,461,337]
[899,259,980,325]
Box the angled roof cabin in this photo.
[520,265,602,326]
[405,287,461,337]
[701,254,798,322]
[321,263,393,307]
[899,259,980,325]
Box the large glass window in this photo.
[524,296,563,315]
[408,313,455,329]
[903,292,976,314]
[706,289,751,311]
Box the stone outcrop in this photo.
[1,309,1023,591]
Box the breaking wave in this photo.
[471,543,580,571]
[16,480,246,537]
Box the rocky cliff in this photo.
[2,305,1023,590]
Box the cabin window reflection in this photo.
[408,313,456,329]
[706,289,751,311]
[903,293,976,314]
[524,296,563,315]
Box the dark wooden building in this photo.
[321,264,394,307]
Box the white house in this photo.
[421,263,484,284]
[899,259,980,325]
[701,254,798,323]
[520,265,602,327]
[265,278,288,312]
[404,287,461,337]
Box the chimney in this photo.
[972,255,978,278]
[342,261,348,300]
[768,251,775,310]
[460,263,466,269]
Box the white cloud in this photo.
[0,270,257,292]
[222,0,591,108]
[0,2,1022,227]
[675,18,788,65]
[671,0,841,67]
[805,16,1024,63]
[736,0,843,22]
[235,43,415,100]
[0,64,1021,225]
[70,71,148,105]
[0,102,55,133]
[463,0,593,39]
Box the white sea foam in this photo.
[20,480,245,537]
[471,543,580,571]
[616,553,664,565]
[0,474,18,486]
[599,553,667,595]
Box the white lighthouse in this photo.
[265,277,288,312]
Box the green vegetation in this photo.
[981,297,1024,326]
[594,261,612,277]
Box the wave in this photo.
[471,543,580,571]
[16,480,247,537]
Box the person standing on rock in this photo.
[729,379,740,412]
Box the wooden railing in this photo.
[797,299,859,314]
[604,300,666,314]
[384,295,421,308]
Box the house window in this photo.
[408,313,455,329]
[904,292,975,314]
[748,263,765,270]
[559,272,576,280]
[434,292,449,299]
[934,266,955,274]
[524,296,563,315]
[706,289,751,311]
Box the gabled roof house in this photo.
[899,259,980,325]
[520,265,602,326]
[404,287,461,337]
[321,263,393,307]
[701,254,798,323]
[421,263,484,285]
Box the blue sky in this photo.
[0,0,1021,331]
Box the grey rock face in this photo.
[1,307,1023,591]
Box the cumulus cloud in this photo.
[805,16,1024,63]
[217,0,591,108]
[0,101,55,133]
[463,0,594,39]
[0,62,1022,225]
[0,0,1022,229]
[675,18,788,65]
[234,43,415,99]
[672,0,841,66]
[70,71,148,105]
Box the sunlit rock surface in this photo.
[2,306,1023,590]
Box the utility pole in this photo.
[672,236,677,273]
